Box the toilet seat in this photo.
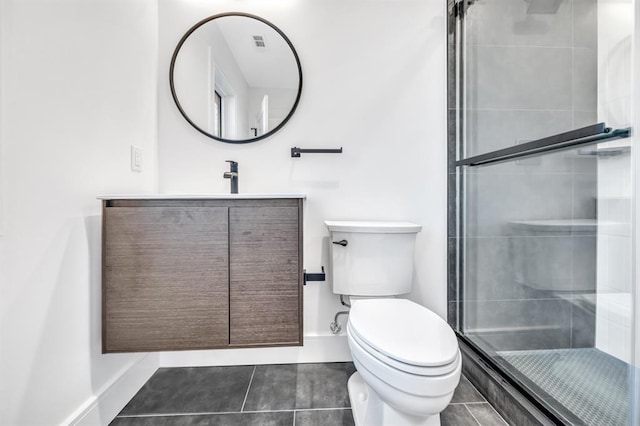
[348,299,459,369]
[348,326,462,398]
[348,322,459,377]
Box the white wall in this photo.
[0,0,447,421]
[158,0,447,365]
[0,1,159,424]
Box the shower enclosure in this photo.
[448,0,637,424]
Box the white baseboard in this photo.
[160,334,352,367]
[66,353,159,426]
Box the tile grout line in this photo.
[464,376,486,401]
[465,44,580,49]
[241,365,257,412]
[464,404,484,426]
[116,407,354,419]
[465,402,509,426]
[294,407,351,411]
[487,403,510,426]
[449,401,488,406]
[460,377,510,425]
[116,412,290,419]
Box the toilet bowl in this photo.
[325,221,461,425]
[347,299,461,426]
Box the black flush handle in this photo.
[332,240,348,247]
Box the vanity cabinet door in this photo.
[229,206,302,346]
[103,206,229,352]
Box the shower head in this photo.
[525,0,561,14]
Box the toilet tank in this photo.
[325,221,422,296]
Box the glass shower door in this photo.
[450,0,636,424]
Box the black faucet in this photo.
[223,160,238,194]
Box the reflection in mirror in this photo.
[170,13,302,143]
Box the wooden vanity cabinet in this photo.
[229,206,301,346]
[102,198,303,353]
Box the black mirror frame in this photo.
[169,12,303,144]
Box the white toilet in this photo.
[326,221,461,426]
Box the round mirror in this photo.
[170,13,303,143]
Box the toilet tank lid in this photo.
[325,221,422,233]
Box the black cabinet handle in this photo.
[332,240,348,247]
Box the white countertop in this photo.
[97,193,306,200]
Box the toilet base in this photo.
[348,372,441,426]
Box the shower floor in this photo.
[498,348,629,426]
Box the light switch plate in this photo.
[131,145,142,173]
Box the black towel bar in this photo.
[291,147,343,158]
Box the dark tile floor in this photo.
[111,362,508,425]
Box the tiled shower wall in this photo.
[460,0,599,350]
